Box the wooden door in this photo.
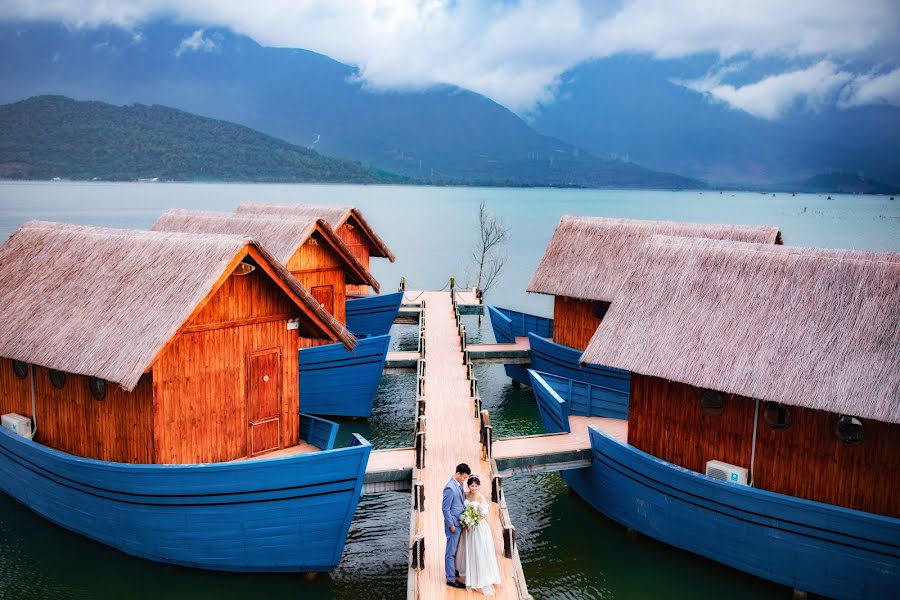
[311,285,334,315]
[248,349,281,456]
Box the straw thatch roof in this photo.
[235,202,395,261]
[528,216,782,302]
[152,209,380,292]
[0,221,355,391]
[581,236,900,424]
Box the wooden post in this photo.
[483,425,493,461]
[415,431,426,469]
[462,350,469,365]
[399,276,406,292]
[491,475,502,503]
[413,480,425,512]
[417,398,426,417]
[503,525,515,559]
[470,378,478,398]
[411,534,425,570]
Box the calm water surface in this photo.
[1,183,897,599]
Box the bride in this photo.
[456,475,502,595]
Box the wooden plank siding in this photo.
[0,358,154,463]
[628,373,900,517]
[553,296,605,350]
[338,218,373,297]
[286,231,348,322]
[151,265,308,464]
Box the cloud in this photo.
[678,61,855,119]
[174,28,218,57]
[839,67,900,108]
[1,1,899,113]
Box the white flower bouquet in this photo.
[460,503,482,529]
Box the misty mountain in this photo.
[530,56,900,186]
[0,21,697,189]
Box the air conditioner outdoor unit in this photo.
[705,460,749,486]
[1,413,34,440]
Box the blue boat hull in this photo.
[487,306,553,385]
[299,334,391,417]
[0,418,371,573]
[346,292,404,337]
[528,333,631,393]
[529,369,628,421]
[529,369,900,599]
[572,427,900,600]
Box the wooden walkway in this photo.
[386,337,531,372]
[409,291,529,599]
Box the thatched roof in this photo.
[152,209,380,292]
[528,216,782,302]
[0,221,355,391]
[581,236,900,424]
[235,202,395,261]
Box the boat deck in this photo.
[364,448,416,493]
[233,441,319,460]
[413,291,526,599]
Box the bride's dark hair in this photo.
[467,475,481,487]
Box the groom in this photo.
[443,462,471,588]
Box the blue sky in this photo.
[2,0,899,118]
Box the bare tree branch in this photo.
[468,201,510,297]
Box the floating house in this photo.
[0,221,372,572]
[236,203,400,336]
[235,202,395,296]
[152,209,380,324]
[152,209,391,418]
[564,236,899,599]
[490,216,782,387]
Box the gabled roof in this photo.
[581,236,900,424]
[151,209,379,292]
[0,221,355,391]
[235,202,395,261]
[528,216,782,302]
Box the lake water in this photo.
[0,182,897,599]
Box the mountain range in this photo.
[0,20,897,190]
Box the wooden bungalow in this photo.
[581,236,900,517]
[0,221,356,465]
[151,209,379,325]
[235,203,395,296]
[527,216,782,350]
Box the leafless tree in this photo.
[468,201,509,299]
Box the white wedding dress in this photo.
[456,498,502,595]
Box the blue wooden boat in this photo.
[487,305,553,385]
[529,370,900,600]
[346,292,404,337]
[0,415,372,573]
[528,333,630,393]
[528,369,628,428]
[298,334,391,417]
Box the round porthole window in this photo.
[700,389,725,415]
[89,377,107,401]
[763,402,792,430]
[12,360,28,379]
[835,415,864,446]
[49,369,66,389]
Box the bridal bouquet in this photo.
[460,503,482,529]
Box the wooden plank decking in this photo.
[412,291,528,599]
[386,336,531,372]
[364,447,415,493]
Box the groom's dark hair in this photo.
[455,463,471,475]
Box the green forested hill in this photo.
[0,96,403,183]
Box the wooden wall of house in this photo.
[286,231,348,323]
[339,217,373,297]
[628,373,900,517]
[553,296,605,350]
[0,358,154,463]
[151,265,308,464]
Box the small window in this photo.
[49,369,66,389]
[763,402,792,430]
[835,415,864,446]
[89,377,107,401]
[700,389,725,415]
[593,301,611,320]
[12,360,28,379]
